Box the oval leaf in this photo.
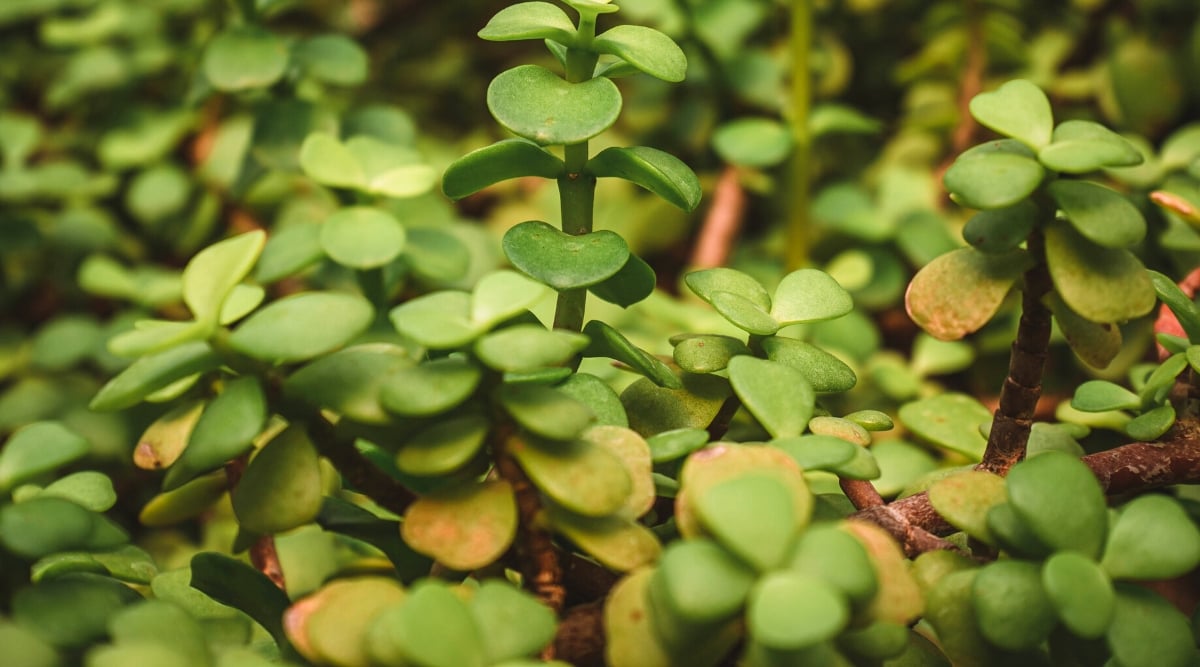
[727,356,814,438]
[401,479,516,570]
[592,25,686,82]
[502,220,629,291]
[968,79,1053,149]
[443,139,563,199]
[1006,451,1108,559]
[487,65,621,145]
[230,425,323,535]
[1044,223,1156,324]
[906,247,1031,341]
[587,146,700,211]
[1049,180,1145,249]
[230,292,374,364]
[319,207,406,270]
[1101,494,1200,580]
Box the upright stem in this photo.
[785,0,812,271]
[978,231,1053,474]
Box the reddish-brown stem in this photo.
[840,477,885,510]
[690,165,746,269]
[977,232,1052,474]
[224,456,287,590]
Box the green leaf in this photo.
[544,505,661,571]
[588,253,656,308]
[487,65,621,145]
[787,523,878,606]
[0,421,89,493]
[588,146,700,211]
[395,415,489,477]
[675,444,811,541]
[402,479,516,570]
[1106,584,1195,667]
[381,357,481,417]
[202,26,288,92]
[165,376,265,490]
[1125,403,1175,440]
[968,79,1053,150]
[108,599,210,663]
[770,268,853,326]
[695,474,795,571]
[442,139,563,199]
[319,206,406,270]
[136,401,204,471]
[1042,551,1114,639]
[972,560,1057,650]
[685,267,771,310]
[343,136,437,198]
[1047,293,1122,370]
[478,2,577,45]
[182,231,265,326]
[1038,120,1144,173]
[469,580,557,663]
[672,334,748,374]
[509,435,631,518]
[37,471,116,512]
[1048,180,1145,249]
[471,269,549,328]
[1006,451,1108,558]
[229,292,374,364]
[653,538,757,624]
[498,383,595,441]
[771,435,857,473]
[139,473,227,527]
[709,291,779,335]
[255,224,324,284]
[646,428,709,464]
[621,372,730,435]
[230,425,323,534]
[961,200,1038,253]
[502,220,629,290]
[390,291,482,350]
[0,497,116,559]
[898,393,990,460]
[583,320,681,388]
[1071,380,1141,412]
[1150,270,1200,343]
[252,99,338,171]
[1101,494,1200,580]
[189,552,294,652]
[558,373,628,427]
[592,25,686,82]
[727,356,814,438]
[712,118,793,168]
[90,342,221,411]
[944,140,1045,209]
[299,132,366,188]
[287,577,407,667]
[748,572,849,650]
[475,325,589,372]
[905,247,1032,341]
[986,502,1052,558]
[282,344,412,427]
[370,582,487,667]
[1044,223,1155,324]
[928,470,1007,545]
[292,34,368,86]
[13,573,142,649]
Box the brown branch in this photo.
[554,599,606,667]
[935,0,986,192]
[977,231,1052,474]
[706,394,742,442]
[840,477,885,510]
[224,456,286,590]
[690,165,746,269]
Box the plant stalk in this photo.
[785,0,812,271]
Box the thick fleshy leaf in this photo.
[897,393,990,459]
[924,570,993,664]
[646,428,709,464]
[748,572,849,650]
[299,133,365,189]
[1042,551,1114,639]
[709,291,779,335]
[182,231,265,326]
[286,577,406,667]
[106,599,210,664]
[475,325,588,372]
[672,334,748,374]
[139,472,227,527]
[587,146,700,211]
[1049,180,1144,249]
[788,523,878,605]
[621,373,730,436]
[164,376,265,490]
[727,356,814,438]
[771,435,857,473]
[972,560,1057,650]
[90,342,221,411]
[391,291,482,349]
[498,383,595,441]
[589,253,656,308]
[0,421,89,493]
[502,220,629,290]
[1124,403,1175,440]
[968,79,1053,150]
[545,505,660,571]
[604,569,674,667]
[695,474,795,571]
[478,2,577,44]
[1044,223,1155,324]
[509,435,630,517]
[1101,494,1200,580]
[1048,293,1122,369]
[592,25,686,82]
[36,471,116,512]
[771,269,853,326]
[675,444,811,540]
[293,34,367,86]
[986,502,1053,558]
[230,425,323,535]
[761,336,856,393]
[1072,380,1140,412]
[401,479,516,570]
[1038,120,1144,173]
[583,425,655,519]
[282,344,412,427]
[712,118,793,168]
[558,373,628,427]
[961,200,1037,253]
[319,207,406,269]
[395,415,489,476]
[380,357,481,417]
[471,269,548,327]
[190,552,293,651]
[0,497,118,558]
[443,139,563,199]
[841,521,924,625]
[944,140,1045,209]
[255,224,324,284]
[927,470,1007,545]
[684,267,771,310]
[654,538,757,625]
[808,416,870,446]
[1106,584,1195,667]
[229,292,373,364]
[1006,451,1108,558]
[469,580,557,663]
[12,573,142,649]
[487,65,621,145]
[1151,270,1200,343]
[202,27,288,92]
[905,247,1032,341]
[583,320,680,388]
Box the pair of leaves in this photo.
[390,270,548,349]
[299,133,436,199]
[685,267,853,337]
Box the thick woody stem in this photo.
[977,232,1052,474]
[840,478,885,510]
[690,165,746,269]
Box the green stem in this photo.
[785,0,812,271]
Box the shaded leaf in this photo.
[487,65,621,145]
[443,139,562,199]
[402,479,517,570]
[588,146,700,211]
[905,247,1031,341]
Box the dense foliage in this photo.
[4,0,1200,666]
